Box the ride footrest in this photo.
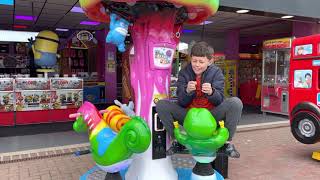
[211,148,229,179]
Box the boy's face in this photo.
[191,56,211,76]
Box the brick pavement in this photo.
[0,126,319,180]
[229,127,320,180]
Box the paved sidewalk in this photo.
[229,126,320,180]
[0,126,319,180]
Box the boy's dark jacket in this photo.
[176,63,225,108]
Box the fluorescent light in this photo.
[0,0,14,6]
[199,20,213,25]
[80,21,100,26]
[71,6,84,13]
[236,9,250,14]
[182,29,194,33]
[56,28,69,32]
[281,15,294,19]
[0,30,39,42]
[15,15,36,21]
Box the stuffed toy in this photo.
[106,13,130,52]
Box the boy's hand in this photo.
[202,83,213,95]
[186,81,197,93]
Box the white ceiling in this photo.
[0,1,292,38]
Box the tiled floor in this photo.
[0,126,319,180]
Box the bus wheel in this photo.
[291,111,320,144]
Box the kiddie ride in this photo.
[77,0,223,179]
[70,101,228,180]
[289,34,320,161]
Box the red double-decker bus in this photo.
[289,34,320,144]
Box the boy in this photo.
[156,41,243,158]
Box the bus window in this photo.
[294,44,313,56]
[294,70,312,88]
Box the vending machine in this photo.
[261,38,292,115]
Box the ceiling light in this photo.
[13,25,27,29]
[0,0,14,6]
[15,15,36,21]
[56,28,69,32]
[252,44,257,47]
[80,21,100,26]
[71,6,84,13]
[281,15,294,19]
[199,20,213,25]
[236,9,250,14]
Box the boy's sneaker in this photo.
[166,141,189,156]
[224,143,240,158]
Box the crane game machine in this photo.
[261,38,292,115]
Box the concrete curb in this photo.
[0,121,290,164]
[237,121,289,132]
[0,143,90,164]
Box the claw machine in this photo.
[261,38,292,115]
[49,77,83,122]
[0,78,15,126]
[15,78,51,124]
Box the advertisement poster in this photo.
[51,90,83,109]
[294,70,312,88]
[0,92,14,112]
[295,44,313,56]
[153,47,174,68]
[263,38,292,49]
[0,78,14,91]
[170,86,177,98]
[51,78,83,90]
[15,91,51,111]
[107,61,116,73]
[15,78,50,90]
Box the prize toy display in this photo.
[79,0,220,179]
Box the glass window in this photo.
[294,70,312,88]
[263,51,276,84]
[294,44,313,56]
[276,50,290,85]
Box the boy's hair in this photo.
[190,41,214,60]
[305,73,311,78]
